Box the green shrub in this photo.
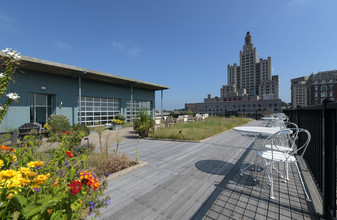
[133,110,155,137]
[72,124,90,136]
[72,143,95,156]
[114,113,126,121]
[46,115,71,134]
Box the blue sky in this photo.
[1,0,336,110]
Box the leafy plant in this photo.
[46,115,71,133]
[0,132,109,219]
[72,124,90,136]
[133,110,155,138]
[0,48,21,126]
[113,114,126,125]
[94,126,105,154]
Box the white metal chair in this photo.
[264,122,300,153]
[256,128,311,201]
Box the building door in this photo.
[30,93,55,125]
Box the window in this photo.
[79,96,120,126]
[329,85,334,90]
[126,100,152,122]
[321,92,327,97]
[315,92,318,98]
[315,86,318,91]
[30,93,55,125]
[321,85,327,91]
[330,91,334,97]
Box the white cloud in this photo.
[54,42,71,50]
[112,40,140,56]
[0,12,14,29]
[0,12,14,22]
[129,48,140,56]
[112,41,126,50]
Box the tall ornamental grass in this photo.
[151,116,252,141]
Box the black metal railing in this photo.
[283,99,337,219]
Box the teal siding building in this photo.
[1,55,169,130]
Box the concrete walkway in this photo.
[95,120,319,220]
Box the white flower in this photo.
[0,73,4,78]
[1,48,21,60]
[7,93,20,100]
[0,106,3,111]
[1,48,9,53]
[14,53,21,59]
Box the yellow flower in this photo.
[47,209,53,215]
[7,193,13,199]
[0,170,18,180]
[43,123,50,131]
[6,177,22,188]
[20,178,31,186]
[33,175,48,184]
[11,155,17,162]
[27,171,37,178]
[52,178,59,187]
[19,167,30,176]
[0,160,4,167]
[27,161,43,168]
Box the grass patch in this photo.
[151,116,253,141]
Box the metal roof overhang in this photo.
[5,54,169,91]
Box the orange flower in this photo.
[80,171,100,190]
[0,145,9,151]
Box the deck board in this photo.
[94,120,320,220]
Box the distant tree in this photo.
[281,101,291,110]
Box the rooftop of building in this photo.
[1,52,170,91]
[310,70,337,80]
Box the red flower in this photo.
[66,151,73,158]
[68,180,82,194]
[62,131,66,134]
[90,146,93,149]
[67,131,70,135]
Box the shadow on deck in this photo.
[96,120,323,220]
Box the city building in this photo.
[291,76,309,108]
[221,32,279,99]
[1,53,169,129]
[186,94,281,117]
[185,32,281,117]
[306,70,337,106]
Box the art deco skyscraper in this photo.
[221,32,278,99]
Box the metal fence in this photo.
[283,99,337,219]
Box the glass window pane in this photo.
[36,107,46,124]
[36,94,46,105]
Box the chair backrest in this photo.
[269,128,311,159]
[293,128,311,158]
[285,121,300,141]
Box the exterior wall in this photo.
[187,99,281,116]
[1,69,155,129]
[305,71,337,106]
[291,76,308,108]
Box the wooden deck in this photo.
[95,120,321,220]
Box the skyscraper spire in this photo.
[245,31,252,45]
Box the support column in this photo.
[130,85,133,123]
[161,90,163,120]
[78,75,82,124]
